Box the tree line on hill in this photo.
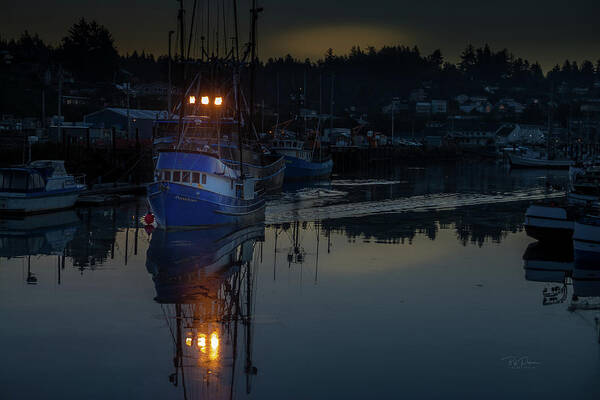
[2,18,600,121]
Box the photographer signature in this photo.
[501,356,541,369]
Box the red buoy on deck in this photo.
[144,212,155,225]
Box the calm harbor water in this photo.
[2,162,599,399]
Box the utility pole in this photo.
[57,66,62,144]
[391,97,399,146]
[391,100,395,146]
[126,81,131,140]
[168,30,174,118]
[329,73,335,134]
[319,71,322,115]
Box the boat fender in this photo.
[144,212,155,225]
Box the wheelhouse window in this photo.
[192,172,200,184]
[173,171,181,182]
[0,171,29,192]
[28,173,45,191]
[181,171,190,183]
[163,170,171,181]
[202,174,207,184]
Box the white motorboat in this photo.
[0,160,86,214]
[524,203,575,243]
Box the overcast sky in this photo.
[2,0,599,69]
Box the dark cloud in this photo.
[1,0,599,69]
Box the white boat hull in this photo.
[508,154,573,169]
[573,220,600,265]
[524,204,573,242]
[0,191,82,214]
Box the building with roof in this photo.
[84,108,170,139]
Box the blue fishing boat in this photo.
[271,137,333,181]
[0,160,86,214]
[147,149,265,228]
[147,0,270,229]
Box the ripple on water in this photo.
[266,188,564,224]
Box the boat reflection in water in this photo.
[524,241,600,339]
[146,223,265,399]
[0,210,80,284]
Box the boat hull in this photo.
[508,153,573,169]
[524,204,574,242]
[147,182,265,229]
[221,154,286,193]
[283,156,333,181]
[573,221,600,265]
[0,189,83,214]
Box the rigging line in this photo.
[187,0,198,60]
[232,0,239,61]
[222,0,228,57]
[161,304,178,344]
[206,0,211,57]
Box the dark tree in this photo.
[59,18,119,82]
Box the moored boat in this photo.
[568,165,600,206]
[147,150,265,228]
[0,160,86,214]
[524,202,575,242]
[270,138,333,181]
[573,214,600,265]
[508,152,573,169]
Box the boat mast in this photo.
[248,0,261,151]
[176,0,186,146]
[233,0,244,178]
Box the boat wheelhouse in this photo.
[153,116,285,193]
[0,160,86,214]
[270,137,333,181]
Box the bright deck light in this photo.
[214,97,223,106]
[189,96,196,104]
[201,96,210,105]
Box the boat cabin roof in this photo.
[28,160,68,179]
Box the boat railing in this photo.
[73,174,86,186]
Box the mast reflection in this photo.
[146,223,265,399]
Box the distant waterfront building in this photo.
[410,88,427,102]
[415,102,431,116]
[84,108,170,139]
[134,82,169,97]
[431,100,447,114]
[446,118,498,147]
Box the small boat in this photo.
[270,138,333,181]
[568,165,600,206]
[507,151,573,169]
[524,202,576,242]
[0,160,86,214]
[573,214,600,265]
